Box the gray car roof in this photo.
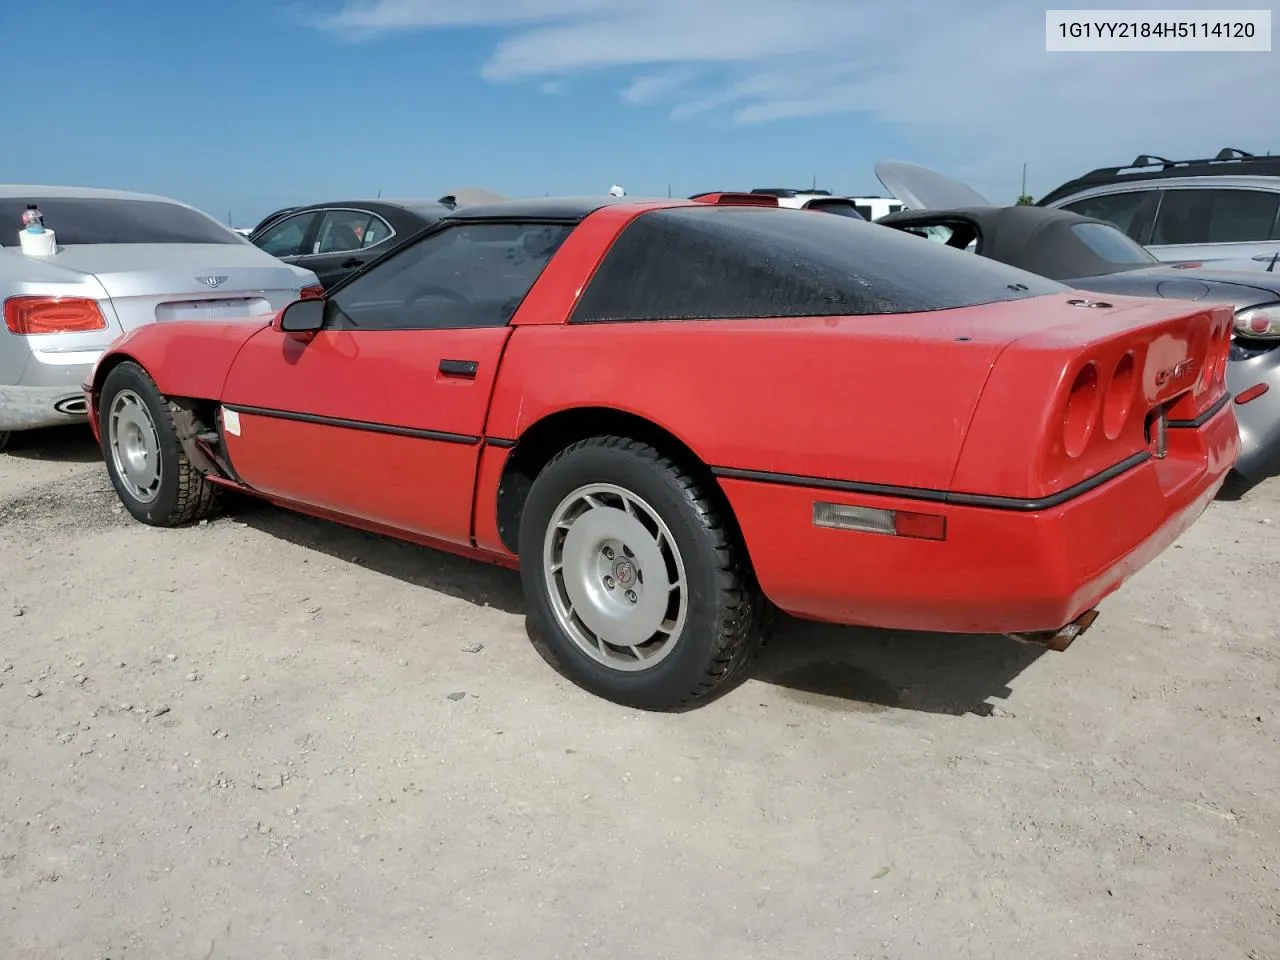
[0,184,187,204]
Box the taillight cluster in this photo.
[3,296,108,335]
[1199,315,1232,394]
[1061,350,1140,460]
[298,284,325,299]
[1233,301,1280,341]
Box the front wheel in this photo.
[98,361,221,526]
[518,436,764,710]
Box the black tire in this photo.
[0,431,10,453]
[518,436,764,710]
[98,361,220,526]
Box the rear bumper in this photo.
[0,350,100,432]
[718,401,1238,635]
[1227,347,1280,482]
[0,382,93,431]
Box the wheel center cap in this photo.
[613,558,637,587]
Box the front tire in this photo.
[99,361,220,526]
[518,436,764,710]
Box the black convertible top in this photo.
[877,205,1153,281]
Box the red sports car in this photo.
[83,194,1239,710]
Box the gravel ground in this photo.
[1,425,1278,960]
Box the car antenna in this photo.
[376,188,382,198]
[1267,250,1278,273]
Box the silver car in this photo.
[1035,149,1280,267]
[0,186,321,451]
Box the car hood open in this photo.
[874,160,993,211]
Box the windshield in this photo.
[0,197,241,245]
[1070,222,1157,265]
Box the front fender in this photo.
[88,320,267,401]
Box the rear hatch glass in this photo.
[0,197,240,245]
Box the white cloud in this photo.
[316,0,1279,197]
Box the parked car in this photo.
[742,187,871,217]
[248,199,453,290]
[874,159,1280,484]
[248,190,509,290]
[0,185,321,453]
[1035,148,1280,266]
[689,190,866,218]
[846,196,906,220]
[84,195,1236,709]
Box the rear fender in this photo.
[485,317,1004,492]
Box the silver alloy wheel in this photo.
[107,389,163,504]
[542,482,688,672]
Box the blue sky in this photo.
[2,0,1275,227]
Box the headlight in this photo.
[1233,302,1280,340]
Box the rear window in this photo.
[571,206,1065,323]
[0,197,241,245]
[1071,222,1157,264]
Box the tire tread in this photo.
[102,362,221,527]
[531,434,765,708]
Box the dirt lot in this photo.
[1,425,1278,960]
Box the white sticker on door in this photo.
[223,408,241,436]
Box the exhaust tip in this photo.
[54,395,89,416]
[1004,609,1100,652]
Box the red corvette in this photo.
[84,195,1239,710]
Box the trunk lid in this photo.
[44,244,309,332]
[950,292,1234,499]
[874,160,994,211]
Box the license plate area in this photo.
[155,297,269,321]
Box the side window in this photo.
[253,212,317,257]
[326,221,574,331]
[313,209,388,254]
[1150,188,1280,245]
[360,214,395,248]
[1060,190,1154,234]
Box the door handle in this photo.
[438,359,478,379]
[340,257,364,268]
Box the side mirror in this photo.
[273,297,326,334]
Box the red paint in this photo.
[722,396,1237,633]
[220,324,511,547]
[473,443,517,560]
[690,193,780,206]
[83,202,1240,637]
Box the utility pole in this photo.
[1021,162,1027,197]
[667,183,671,197]
[812,173,817,191]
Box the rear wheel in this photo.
[518,436,764,710]
[99,361,220,526]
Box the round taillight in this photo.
[1063,362,1101,458]
[1102,352,1136,440]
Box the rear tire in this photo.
[99,361,220,526]
[518,436,764,710]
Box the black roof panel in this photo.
[445,196,635,222]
